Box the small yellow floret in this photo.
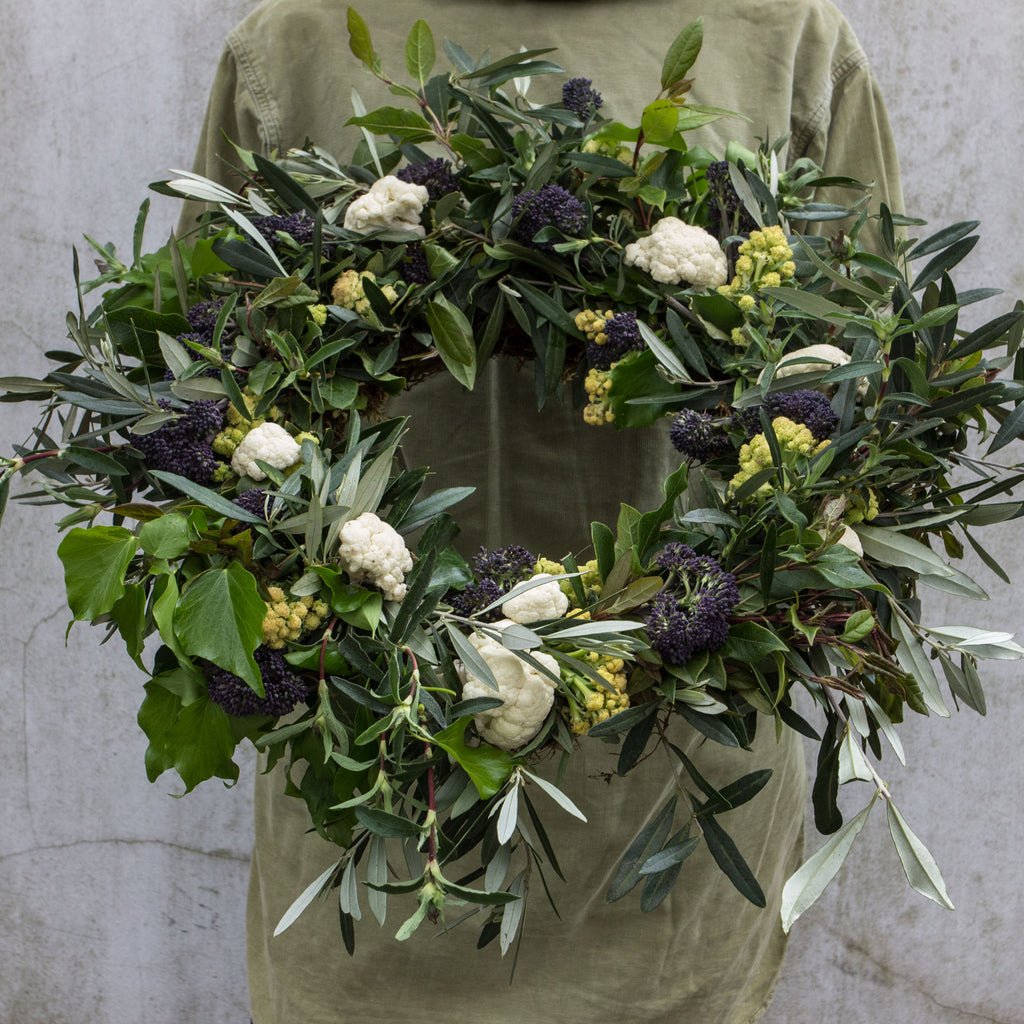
[309,304,328,326]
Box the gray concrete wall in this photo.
[1,2,1020,1021]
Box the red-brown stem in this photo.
[318,616,339,685]
[18,444,118,465]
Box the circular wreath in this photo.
[3,13,1023,955]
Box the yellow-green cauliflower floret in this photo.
[262,586,330,649]
[534,557,602,605]
[575,308,613,347]
[330,269,399,315]
[730,415,830,500]
[583,367,615,425]
[717,225,796,308]
[561,652,630,735]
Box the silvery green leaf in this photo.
[638,320,690,381]
[496,623,542,651]
[892,615,949,717]
[521,769,587,822]
[674,690,728,713]
[543,619,644,640]
[274,859,342,936]
[838,728,874,785]
[451,778,480,819]
[856,526,985,601]
[349,442,397,519]
[492,785,520,845]
[170,377,227,402]
[158,331,193,380]
[781,803,873,932]
[484,840,512,891]
[844,695,870,738]
[446,623,498,691]
[338,856,362,921]
[350,88,384,178]
[499,871,526,956]
[290,570,324,597]
[887,801,954,909]
[164,171,245,204]
[862,692,906,765]
[915,570,988,601]
[367,835,387,926]
[925,625,1024,660]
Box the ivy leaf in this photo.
[139,514,191,559]
[57,525,138,621]
[174,562,266,693]
[432,718,513,799]
[137,685,239,792]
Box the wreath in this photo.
[3,11,1023,959]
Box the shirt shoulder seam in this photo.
[791,49,869,158]
[226,26,282,154]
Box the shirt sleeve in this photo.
[791,51,905,248]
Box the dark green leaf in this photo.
[660,17,703,89]
[606,796,676,902]
[699,813,765,907]
[174,562,266,693]
[57,525,138,620]
[354,807,423,838]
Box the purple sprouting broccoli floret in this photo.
[233,488,271,520]
[562,77,603,119]
[670,409,732,462]
[131,398,225,484]
[446,545,537,621]
[397,158,458,202]
[511,185,586,250]
[206,646,309,717]
[704,160,758,237]
[587,310,644,370]
[185,299,225,341]
[735,389,838,443]
[250,211,316,251]
[472,545,537,585]
[644,545,739,665]
[402,243,431,285]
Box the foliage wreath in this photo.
[3,12,1023,956]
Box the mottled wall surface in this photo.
[1,2,1020,1022]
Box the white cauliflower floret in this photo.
[501,574,569,623]
[764,343,870,398]
[459,623,558,750]
[337,511,413,602]
[623,217,728,289]
[343,175,429,236]
[230,422,302,481]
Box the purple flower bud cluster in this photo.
[402,243,431,285]
[511,184,586,250]
[735,389,838,442]
[131,398,224,484]
[232,488,271,520]
[397,158,458,202]
[644,544,739,665]
[587,311,644,370]
[206,646,309,718]
[166,299,229,381]
[447,545,536,621]
[251,211,316,251]
[669,409,732,462]
[704,160,757,236]
[562,77,603,119]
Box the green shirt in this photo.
[186,3,902,1022]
